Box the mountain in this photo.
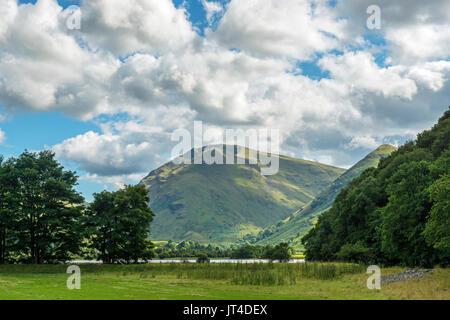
[139,145,345,244]
[250,144,398,248]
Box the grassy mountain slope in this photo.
[140,145,345,244]
[251,145,397,248]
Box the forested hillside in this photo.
[302,108,450,267]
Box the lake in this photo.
[67,259,306,264]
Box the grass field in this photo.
[0,263,448,300]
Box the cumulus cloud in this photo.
[1,0,449,187]
[318,51,418,99]
[52,107,191,178]
[201,0,224,25]
[0,0,119,119]
[80,173,146,190]
[0,0,17,41]
[335,0,450,63]
[386,24,450,63]
[345,135,381,150]
[212,0,348,60]
[404,61,450,92]
[0,0,196,119]
[81,0,196,56]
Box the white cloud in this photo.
[345,135,381,150]
[0,129,5,144]
[53,123,170,177]
[404,61,450,92]
[81,0,196,56]
[52,104,195,183]
[318,51,418,99]
[107,45,292,125]
[335,0,450,64]
[386,24,450,64]
[213,0,348,60]
[0,0,17,41]
[201,0,224,25]
[0,0,196,119]
[80,173,147,190]
[0,0,119,119]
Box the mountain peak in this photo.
[374,144,398,152]
[140,151,345,244]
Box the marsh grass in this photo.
[0,262,365,286]
[175,262,365,285]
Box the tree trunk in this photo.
[30,212,37,264]
[0,230,4,264]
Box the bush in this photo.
[263,243,292,262]
[196,254,210,263]
[230,245,262,259]
[336,242,373,264]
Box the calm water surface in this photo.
[67,259,305,264]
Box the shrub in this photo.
[263,243,292,262]
[336,242,373,263]
[196,254,210,263]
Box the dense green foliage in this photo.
[0,151,84,263]
[85,185,155,263]
[302,108,450,267]
[262,243,293,261]
[196,253,210,263]
[230,244,264,259]
[154,240,232,259]
[0,152,155,264]
[423,174,450,252]
[229,243,293,261]
[140,145,345,243]
[241,145,397,248]
[154,241,293,261]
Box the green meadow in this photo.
[0,263,448,300]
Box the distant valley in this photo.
[248,144,397,248]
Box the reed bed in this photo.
[0,262,366,286]
[175,262,366,285]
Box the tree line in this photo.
[155,241,293,261]
[0,150,154,264]
[302,108,450,267]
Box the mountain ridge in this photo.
[140,145,345,244]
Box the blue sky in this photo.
[0,109,101,198]
[1,0,449,201]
